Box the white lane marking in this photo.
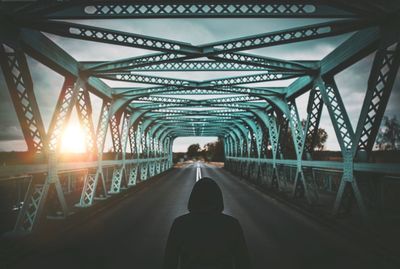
[195,162,202,182]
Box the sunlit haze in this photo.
[60,123,86,153]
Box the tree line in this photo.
[184,115,400,162]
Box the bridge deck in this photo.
[10,163,392,269]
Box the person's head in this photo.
[188,177,224,213]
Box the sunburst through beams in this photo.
[60,122,86,153]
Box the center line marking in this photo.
[195,162,202,181]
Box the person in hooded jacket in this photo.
[163,177,251,269]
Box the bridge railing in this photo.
[225,156,400,220]
[0,156,172,235]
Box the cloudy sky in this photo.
[0,18,399,153]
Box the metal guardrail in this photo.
[0,157,168,181]
[225,157,400,176]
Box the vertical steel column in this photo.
[158,129,171,172]
[254,110,283,190]
[276,112,289,160]
[75,85,97,157]
[291,90,323,203]
[303,89,324,157]
[286,100,317,203]
[139,119,153,180]
[127,125,139,186]
[14,151,67,233]
[109,111,122,156]
[77,101,112,206]
[316,76,367,218]
[245,120,262,180]
[109,112,130,194]
[152,125,167,174]
[125,110,149,186]
[146,124,157,177]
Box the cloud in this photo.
[0,126,24,140]
[0,140,27,152]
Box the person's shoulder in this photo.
[219,214,244,234]
[220,213,241,225]
[173,213,191,224]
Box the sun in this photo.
[60,123,86,153]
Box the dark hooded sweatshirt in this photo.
[163,177,251,269]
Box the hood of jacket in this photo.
[188,177,224,213]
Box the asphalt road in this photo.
[10,162,393,269]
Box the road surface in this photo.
[10,162,392,269]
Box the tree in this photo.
[281,120,328,157]
[187,143,201,158]
[203,138,224,161]
[306,127,328,151]
[376,116,400,150]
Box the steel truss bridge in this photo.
[0,0,399,237]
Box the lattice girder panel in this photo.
[41,3,357,19]
[265,111,280,161]
[89,52,187,73]
[260,123,270,158]
[254,121,264,158]
[148,161,156,177]
[95,60,269,72]
[31,21,199,54]
[120,112,131,159]
[287,100,305,160]
[303,88,324,155]
[77,169,107,207]
[96,101,111,155]
[276,112,289,158]
[198,72,302,87]
[109,111,123,153]
[212,52,314,72]
[118,86,283,99]
[354,33,400,158]
[100,73,196,87]
[207,20,367,54]
[140,163,149,181]
[129,127,137,156]
[0,43,47,153]
[138,95,194,104]
[90,53,314,73]
[109,166,125,194]
[156,161,161,174]
[14,179,48,233]
[128,165,138,186]
[205,95,262,104]
[286,98,321,203]
[79,173,96,206]
[47,77,79,152]
[316,77,354,153]
[75,86,97,154]
[101,71,300,88]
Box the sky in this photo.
[0,18,399,153]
